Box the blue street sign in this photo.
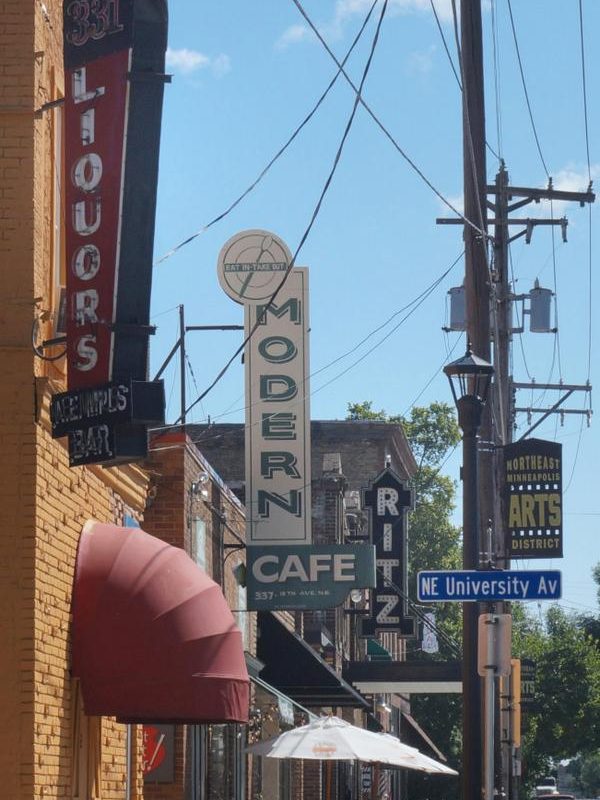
[417,569,561,602]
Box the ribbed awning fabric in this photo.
[71,520,249,723]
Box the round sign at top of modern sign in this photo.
[217,229,292,305]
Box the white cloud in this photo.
[407,44,437,74]
[440,164,598,221]
[440,194,464,216]
[276,0,456,50]
[211,53,232,77]
[275,24,313,50]
[538,164,599,217]
[166,47,231,77]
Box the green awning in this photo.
[366,639,392,662]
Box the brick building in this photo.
[0,4,250,799]
[0,1,150,796]
[187,420,443,800]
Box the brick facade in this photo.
[0,3,150,797]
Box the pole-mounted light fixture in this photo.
[443,341,494,404]
[443,342,494,434]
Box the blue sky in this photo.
[149,0,599,618]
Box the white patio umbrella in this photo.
[246,715,453,774]
[377,734,458,775]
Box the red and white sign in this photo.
[65,49,130,389]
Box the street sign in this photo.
[417,569,561,602]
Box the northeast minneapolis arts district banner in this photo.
[503,438,563,559]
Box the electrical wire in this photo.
[577,0,594,382]
[506,0,550,178]
[377,570,462,658]
[490,0,504,161]
[429,0,461,90]
[509,244,533,381]
[153,0,378,267]
[448,0,490,248]
[177,0,390,422]
[290,0,490,241]
[310,260,460,399]
[151,251,461,446]
[549,200,563,381]
[577,0,592,183]
[429,0,499,163]
[402,334,462,415]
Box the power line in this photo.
[154,0,379,267]
[506,0,550,178]
[178,0,391,421]
[290,0,490,242]
[577,0,592,182]
[429,0,462,90]
[490,0,504,161]
[152,251,461,446]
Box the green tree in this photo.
[579,751,600,797]
[513,603,600,792]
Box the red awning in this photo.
[71,521,249,723]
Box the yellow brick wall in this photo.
[0,2,151,798]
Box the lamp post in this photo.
[444,343,494,800]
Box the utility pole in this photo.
[460,3,490,800]
[489,170,594,799]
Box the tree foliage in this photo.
[348,402,600,797]
[513,601,600,792]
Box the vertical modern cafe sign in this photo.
[218,230,311,546]
[51,0,167,465]
[217,230,375,609]
[504,438,563,558]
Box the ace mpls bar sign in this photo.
[217,230,375,609]
[504,438,563,558]
[51,0,168,465]
[361,467,415,636]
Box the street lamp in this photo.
[444,342,494,800]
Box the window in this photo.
[236,575,248,649]
[193,517,207,571]
[204,724,245,800]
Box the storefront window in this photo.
[199,724,245,800]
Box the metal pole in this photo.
[484,618,496,800]
[457,395,484,800]
[179,304,186,426]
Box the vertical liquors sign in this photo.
[52,0,167,465]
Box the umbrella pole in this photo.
[326,761,332,800]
